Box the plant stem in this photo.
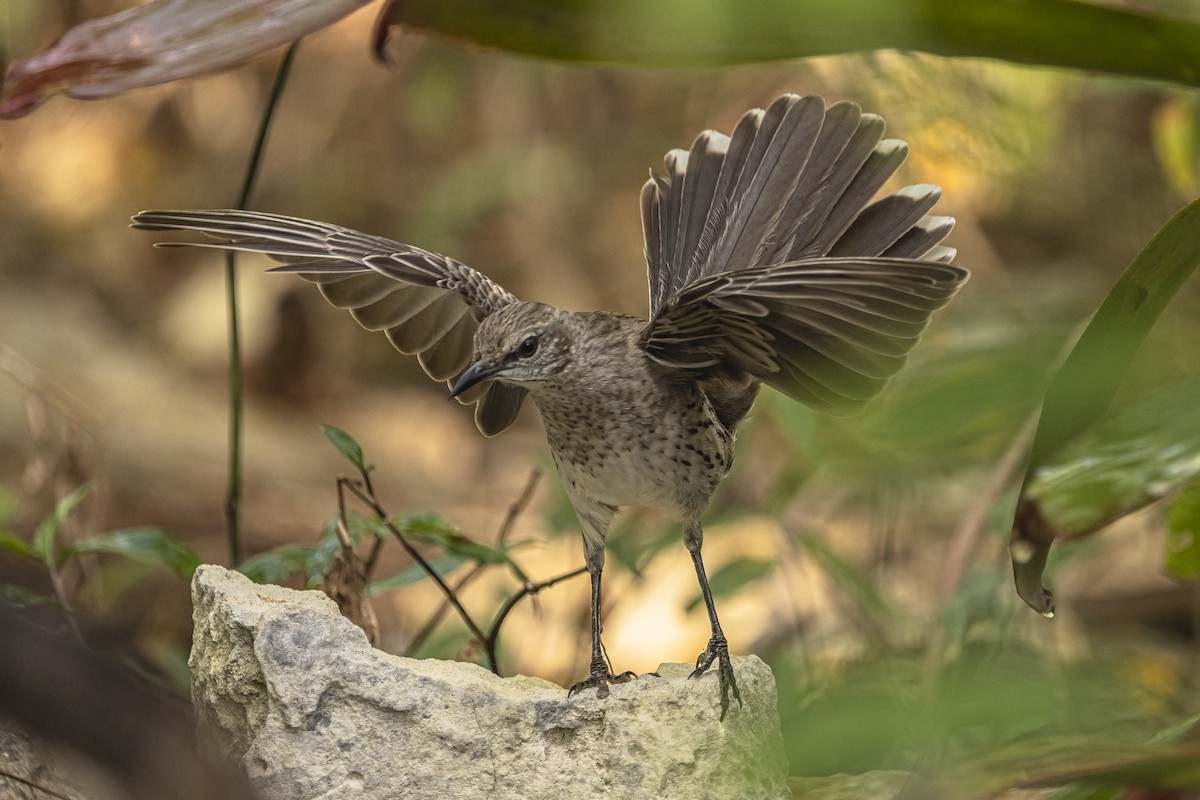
[340,479,495,669]
[223,41,301,564]
[405,468,540,655]
[484,567,587,675]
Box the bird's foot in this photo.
[689,634,743,720]
[568,664,637,699]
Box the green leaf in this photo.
[321,424,369,473]
[394,512,525,579]
[1026,744,1200,795]
[1025,380,1200,538]
[1152,94,1200,196]
[0,583,57,608]
[379,0,1200,87]
[685,557,773,613]
[1011,196,1200,614]
[1166,483,1200,580]
[32,483,93,568]
[0,534,34,559]
[368,554,466,596]
[1148,714,1200,747]
[304,512,392,587]
[1034,715,1200,798]
[66,527,201,579]
[238,545,314,584]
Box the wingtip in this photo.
[129,210,161,229]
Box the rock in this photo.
[0,717,90,800]
[190,565,789,800]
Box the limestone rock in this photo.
[190,564,789,800]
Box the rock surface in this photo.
[190,565,789,800]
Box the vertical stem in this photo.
[223,41,301,564]
[222,246,242,564]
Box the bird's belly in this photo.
[547,416,730,513]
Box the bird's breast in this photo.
[532,375,733,514]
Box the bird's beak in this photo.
[449,361,504,399]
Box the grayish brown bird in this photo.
[133,94,968,718]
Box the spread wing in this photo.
[131,209,527,436]
[640,94,967,413]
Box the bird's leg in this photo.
[685,521,743,720]
[568,539,635,699]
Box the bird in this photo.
[132,93,968,719]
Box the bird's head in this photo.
[450,302,575,397]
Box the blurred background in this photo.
[2,0,1199,792]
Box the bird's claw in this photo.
[568,668,637,699]
[689,634,743,720]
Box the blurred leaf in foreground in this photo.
[32,483,93,569]
[67,528,202,580]
[1026,743,1200,795]
[0,584,56,609]
[0,534,34,559]
[376,0,1200,87]
[11,0,1200,121]
[1165,482,1200,580]
[757,322,1061,497]
[1,0,371,118]
[1152,94,1200,197]
[1010,196,1200,615]
[1025,379,1200,537]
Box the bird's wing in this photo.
[642,258,967,413]
[640,94,965,413]
[132,209,526,436]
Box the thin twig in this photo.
[222,40,301,565]
[332,482,357,551]
[326,479,380,642]
[357,462,382,578]
[43,556,84,649]
[496,468,542,544]
[363,536,385,578]
[406,468,541,655]
[937,415,1038,602]
[0,766,75,800]
[339,478,494,668]
[336,459,579,677]
[483,566,588,674]
[925,414,1039,681]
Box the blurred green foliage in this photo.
[3,1,1200,796]
[384,0,1200,87]
[1028,379,1200,537]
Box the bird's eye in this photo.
[517,336,539,358]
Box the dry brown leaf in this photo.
[1,0,372,119]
